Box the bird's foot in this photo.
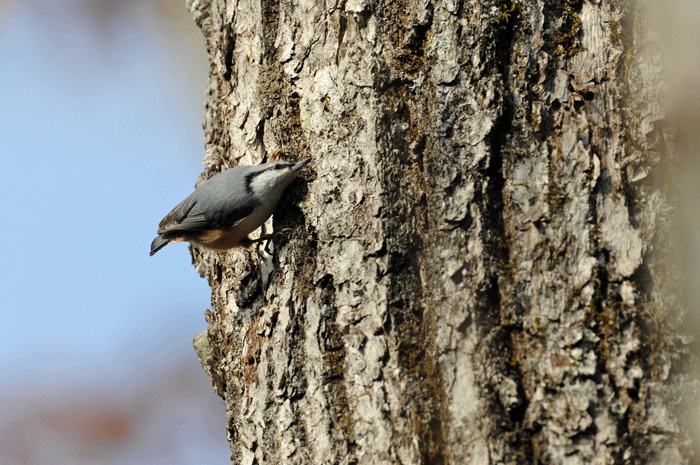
[250,228,294,254]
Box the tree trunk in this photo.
[186,0,692,462]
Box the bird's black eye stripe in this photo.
[244,173,255,194]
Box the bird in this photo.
[150,157,311,256]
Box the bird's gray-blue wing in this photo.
[156,172,258,234]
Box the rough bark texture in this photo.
[185,0,692,462]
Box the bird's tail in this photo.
[150,235,171,256]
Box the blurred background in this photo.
[0,0,231,463]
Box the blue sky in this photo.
[0,2,229,463]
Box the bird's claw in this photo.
[251,228,294,254]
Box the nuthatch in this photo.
[150,157,311,256]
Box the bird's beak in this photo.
[291,158,311,171]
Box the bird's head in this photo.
[248,157,311,202]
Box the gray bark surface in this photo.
[185,0,692,462]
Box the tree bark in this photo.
[186,0,691,462]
